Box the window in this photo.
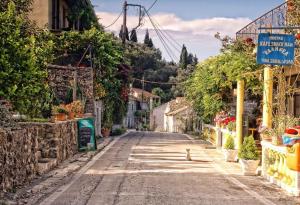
[51,0,60,29]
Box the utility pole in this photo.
[142,75,145,125]
[122,1,127,45]
[122,1,144,46]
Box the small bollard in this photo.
[186,148,192,161]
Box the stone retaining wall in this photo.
[48,66,94,113]
[0,120,78,192]
[0,127,39,192]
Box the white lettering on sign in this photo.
[261,58,294,64]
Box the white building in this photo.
[125,88,160,129]
[151,97,196,133]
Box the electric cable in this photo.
[151,17,182,49]
[103,10,123,29]
[147,0,158,12]
[145,9,179,61]
[150,17,181,54]
[132,77,184,85]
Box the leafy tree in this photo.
[53,28,125,125]
[0,0,32,14]
[68,1,100,30]
[187,53,194,65]
[152,87,166,102]
[130,29,138,42]
[185,36,262,123]
[0,2,54,117]
[179,44,188,69]
[124,41,178,102]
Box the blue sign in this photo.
[257,33,295,66]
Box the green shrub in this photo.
[111,128,126,136]
[224,135,235,150]
[238,135,259,160]
[200,128,210,140]
[227,121,236,131]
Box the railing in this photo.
[236,2,287,43]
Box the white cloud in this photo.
[97,12,251,61]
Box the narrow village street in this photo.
[39,132,300,205]
[3,1,300,204]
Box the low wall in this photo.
[203,124,236,148]
[20,121,78,162]
[0,120,78,192]
[0,127,39,192]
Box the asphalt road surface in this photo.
[39,132,300,205]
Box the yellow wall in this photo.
[29,0,51,29]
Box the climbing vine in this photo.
[185,36,262,122]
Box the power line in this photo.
[147,0,158,12]
[132,77,184,85]
[150,17,181,54]
[103,10,123,29]
[145,9,179,62]
[151,17,182,49]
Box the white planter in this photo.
[223,149,238,162]
[240,159,260,176]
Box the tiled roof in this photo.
[131,88,160,99]
[168,97,191,112]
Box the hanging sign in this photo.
[257,33,295,66]
[77,118,97,151]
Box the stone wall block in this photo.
[1,120,78,192]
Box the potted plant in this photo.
[238,135,260,175]
[223,135,238,162]
[52,105,68,121]
[71,100,84,118]
[263,115,298,145]
[101,122,112,137]
[65,104,75,120]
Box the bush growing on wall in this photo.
[0,3,54,117]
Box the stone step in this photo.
[38,158,58,175]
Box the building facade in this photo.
[125,88,160,129]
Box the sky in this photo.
[91,0,285,62]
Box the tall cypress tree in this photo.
[130,29,138,42]
[179,44,188,69]
[148,38,154,48]
[144,29,150,45]
[144,29,154,48]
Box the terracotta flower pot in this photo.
[101,128,111,137]
[76,113,83,118]
[240,159,260,176]
[56,113,67,121]
[68,112,75,120]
